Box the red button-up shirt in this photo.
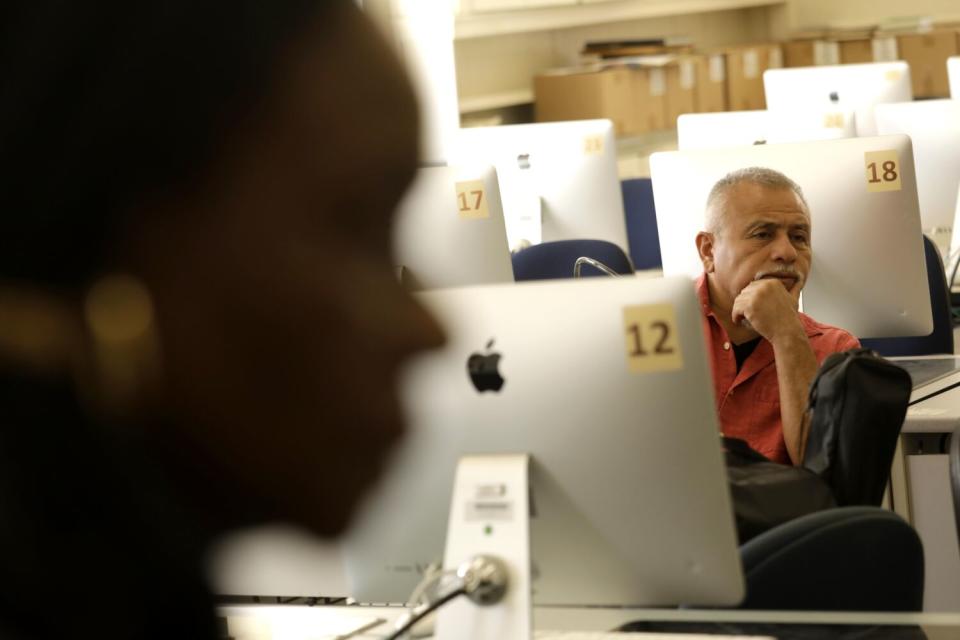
[696,275,860,464]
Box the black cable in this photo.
[383,587,467,640]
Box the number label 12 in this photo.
[622,304,683,373]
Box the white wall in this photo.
[784,0,960,29]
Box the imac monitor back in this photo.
[343,277,744,607]
[450,120,629,255]
[875,99,960,237]
[392,165,514,290]
[763,62,912,136]
[677,108,856,150]
[649,135,931,339]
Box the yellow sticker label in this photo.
[583,135,605,156]
[864,150,902,193]
[823,112,844,129]
[623,304,683,374]
[455,180,489,219]
[885,69,902,82]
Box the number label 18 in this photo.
[864,150,902,193]
[455,180,489,219]
[623,304,684,374]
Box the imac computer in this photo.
[649,134,931,339]
[677,108,856,150]
[950,56,959,98]
[343,276,744,607]
[875,99,960,253]
[763,62,913,137]
[449,120,629,256]
[949,184,960,286]
[392,164,514,290]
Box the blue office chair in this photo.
[510,239,634,281]
[621,178,663,270]
[738,506,924,611]
[861,235,954,356]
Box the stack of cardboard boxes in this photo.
[533,19,960,137]
[534,42,783,136]
[896,29,960,97]
[780,23,960,98]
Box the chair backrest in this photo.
[951,426,960,558]
[620,178,663,271]
[739,506,924,611]
[510,239,634,282]
[861,235,954,356]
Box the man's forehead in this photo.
[726,184,808,222]
[742,213,811,228]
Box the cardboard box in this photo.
[693,54,728,112]
[783,39,817,67]
[664,58,697,127]
[871,34,900,62]
[725,44,782,111]
[897,30,960,97]
[839,39,874,64]
[533,65,667,136]
[630,66,667,133]
[534,67,635,135]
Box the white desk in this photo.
[220,604,960,639]
[889,359,960,612]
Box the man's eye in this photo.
[752,231,771,239]
[792,234,809,244]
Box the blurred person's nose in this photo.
[389,287,446,361]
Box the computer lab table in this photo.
[888,355,960,612]
[220,603,960,639]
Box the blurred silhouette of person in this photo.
[0,1,443,637]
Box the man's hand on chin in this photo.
[731,277,805,344]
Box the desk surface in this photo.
[904,384,960,434]
[221,604,960,639]
[891,355,960,433]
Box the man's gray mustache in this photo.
[754,265,803,282]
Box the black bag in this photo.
[724,436,836,544]
[802,348,912,507]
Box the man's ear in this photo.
[695,231,716,273]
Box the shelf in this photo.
[459,88,536,112]
[455,0,787,40]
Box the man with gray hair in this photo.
[694,167,859,465]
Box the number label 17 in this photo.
[455,180,490,219]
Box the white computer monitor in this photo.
[343,276,744,608]
[392,164,514,290]
[677,108,856,150]
[949,183,960,275]
[875,99,960,252]
[449,120,629,256]
[764,62,913,137]
[650,134,931,339]
[949,57,960,98]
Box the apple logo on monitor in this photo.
[467,339,505,392]
[517,153,531,170]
